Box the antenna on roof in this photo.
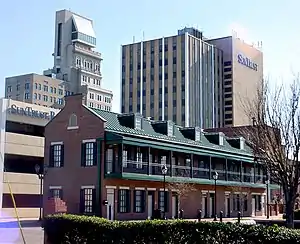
[133,36,135,43]
[142,31,145,41]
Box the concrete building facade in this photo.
[43,94,277,220]
[5,73,65,108]
[46,9,113,111]
[121,28,224,128]
[0,99,59,218]
[208,36,263,127]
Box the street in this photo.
[0,220,43,244]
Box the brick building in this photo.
[43,94,275,220]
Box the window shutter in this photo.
[93,142,97,166]
[59,189,63,200]
[60,145,65,167]
[164,191,169,212]
[133,190,136,213]
[126,190,131,213]
[117,190,121,213]
[142,190,146,213]
[79,189,85,214]
[49,145,54,167]
[158,191,161,210]
[92,189,96,214]
[81,143,86,167]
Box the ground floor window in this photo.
[254,195,262,211]
[118,189,130,213]
[134,190,145,213]
[49,188,63,199]
[80,187,96,214]
[158,191,169,212]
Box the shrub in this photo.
[44,214,300,244]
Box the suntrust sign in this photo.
[237,53,258,71]
[8,104,56,120]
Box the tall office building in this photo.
[207,36,263,127]
[121,28,224,128]
[5,73,65,108]
[48,9,113,111]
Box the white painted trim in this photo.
[49,186,62,189]
[147,188,156,191]
[83,104,107,121]
[119,186,130,190]
[82,139,96,143]
[107,188,114,194]
[252,192,264,195]
[208,190,215,193]
[81,185,95,189]
[224,191,231,194]
[135,187,145,190]
[67,126,79,130]
[234,192,248,195]
[51,141,63,145]
[106,186,117,189]
[159,188,168,191]
[201,190,208,193]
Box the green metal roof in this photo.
[92,109,253,159]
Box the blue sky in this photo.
[0,0,298,112]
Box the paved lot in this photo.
[0,220,43,244]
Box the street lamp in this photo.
[161,164,168,220]
[35,164,48,221]
[266,179,270,219]
[213,171,218,221]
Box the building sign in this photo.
[8,104,56,120]
[237,54,258,71]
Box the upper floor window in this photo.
[80,187,96,214]
[16,84,20,91]
[58,89,63,95]
[35,83,38,89]
[24,93,30,100]
[81,141,97,167]
[38,84,42,90]
[49,143,64,168]
[25,83,30,90]
[7,86,12,92]
[50,87,53,93]
[44,85,48,92]
[68,114,78,128]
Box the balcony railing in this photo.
[74,44,101,58]
[106,160,267,184]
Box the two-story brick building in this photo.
[43,94,274,220]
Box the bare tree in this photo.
[244,78,300,228]
[226,183,252,218]
[168,169,197,217]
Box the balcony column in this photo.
[169,151,173,177]
[225,158,228,181]
[147,147,151,175]
[253,161,256,183]
[190,154,194,178]
[240,161,243,182]
[118,143,123,174]
[209,157,212,180]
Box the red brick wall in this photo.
[43,94,105,216]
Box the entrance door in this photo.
[147,192,154,219]
[227,197,231,217]
[252,197,256,216]
[172,195,177,219]
[107,190,114,220]
[209,194,214,218]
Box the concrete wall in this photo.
[232,38,263,126]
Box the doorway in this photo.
[147,191,155,219]
[172,195,178,219]
[107,189,114,220]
